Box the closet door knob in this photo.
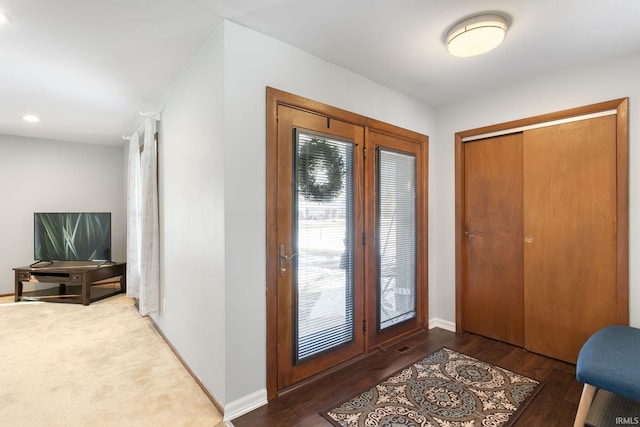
[525,235,534,243]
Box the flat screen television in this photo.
[34,212,111,262]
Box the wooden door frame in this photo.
[266,87,429,400]
[455,98,629,334]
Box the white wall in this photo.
[0,135,125,294]
[433,52,640,328]
[150,22,227,404]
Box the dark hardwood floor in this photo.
[231,328,582,426]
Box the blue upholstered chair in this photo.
[573,325,640,427]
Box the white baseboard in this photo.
[223,388,268,423]
[429,317,456,332]
[0,301,44,307]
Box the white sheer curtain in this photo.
[126,115,160,315]
[126,132,141,301]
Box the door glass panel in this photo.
[294,131,354,363]
[377,148,416,330]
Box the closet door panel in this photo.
[523,115,617,363]
[463,133,524,346]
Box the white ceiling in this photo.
[2,0,640,145]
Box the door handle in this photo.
[279,244,298,276]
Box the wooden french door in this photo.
[275,105,366,389]
[267,88,428,397]
[366,130,426,348]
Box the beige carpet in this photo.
[0,294,224,427]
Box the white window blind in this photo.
[294,131,355,362]
[377,148,417,330]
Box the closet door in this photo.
[462,133,524,346]
[523,115,618,363]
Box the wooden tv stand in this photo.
[13,262,126,306]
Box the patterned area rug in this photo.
[322,347,542,427]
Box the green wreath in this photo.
[298,138,345,202]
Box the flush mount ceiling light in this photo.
[23,114,40,123]
[0,12,9,25]
[446,14,508,57]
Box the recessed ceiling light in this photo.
[0,12,9,25]
[446,14,508,57]
[23,114,40,123]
